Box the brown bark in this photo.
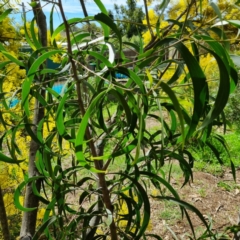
[0,186,10,240]
[20,1,47,238]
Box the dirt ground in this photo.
[148,169,240,239]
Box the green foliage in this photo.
[225,82,240,131]
[0,0,240,239]
[113,0,146,38]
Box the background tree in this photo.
[19,0,47,238]
[113,0,146,38]
[0,4,28,239]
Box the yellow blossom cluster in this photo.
[0,9,30,237]
[142,9,168,44]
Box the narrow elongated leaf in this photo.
[0,152,24,164]
[154,196,210,232]
[206,141,223,164]
[118,67,148,114]
[14,177,43,212]
[1,51,24,67]
[0,61,11,69]
[75,89,108,172]
[167,63,184,85]
[70,32,90,46]
[23,18,35,50]
[160,82,185,142]
[210,2,222,20]
[0,42,6,51]
[140,171,180,199]
[87,50,113,67]
[93,0,108,14]
[154,38,208,138]
[132,102,144,165]
[210,27,230,50]
[22,50,63,116]
[27,50,64,81]
[231,160,236,182]
[51,17,93,43]
[119,173,150,240]
[227,20,240,28]
[32,216,57,240]
[50,5,57,48]
[55,84,75,141]
[198,48,230,129]
[31,17,42,49]
[0,8,12,22]
[94,13,119,45]
[123,41,140,53]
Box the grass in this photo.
[159,201,182,223]
[189,131,240,175]
[198,188,207,198]
[223,132,240,167]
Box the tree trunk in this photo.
[0,186,10,240]
[20,1,47,238]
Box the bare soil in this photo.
[148,169,240,239]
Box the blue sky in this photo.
[10,0,128,28]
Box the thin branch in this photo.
[143,0,154,40]
[57,1,118,239]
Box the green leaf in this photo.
[23,18,35,50]
[27,50,64,81]
[14,177,43,212]
[55,84,75,140]
[160,82,185,143]
[75,89,108,172]
[206,141,223,164]
[70,32,90,46]
[210,2,222,20]
[0,42,6,51]
[154,196,210,232]
[51,17,93,43]
[24,123,43,145]
[210,27,230,51]
[0,61,11,70]
[167,63,184,85]
[108,89,132,125]
[87,50,113,67]
[132,99,144,165]
[140,171,181,199]
[197,49,230,129]
[154,38,208,138]
[0,152,24,164]
[117,67,148,114]
[50,5,57,48]
[32,216,57,240]
[230,160,236,182]
[227,20,240,28]
[94,13,119,46]
[22,50,63,116]
[0,8,12,22]
[93,0,108,14]
[0,51,24,67]
[30,17,42,49]
[119,173,151,240]
[123,41,140,53]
